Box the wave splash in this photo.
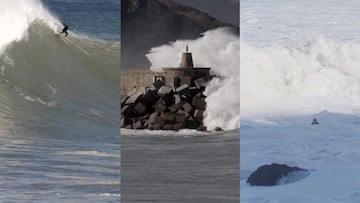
[0,0,60,53]
[241,37,360,120]
[146,28,240,131]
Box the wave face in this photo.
[0,0,120,141]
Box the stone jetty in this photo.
[121,46,216,131]
[121,76,214,131]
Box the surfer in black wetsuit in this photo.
[60,24,69,36]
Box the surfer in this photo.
[60,24,69,36]
[311,118,319,125]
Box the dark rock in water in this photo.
[121,116,133,128]
[126,91,143,104]
[161,112,175,124]
[247,163,306,186]
[175,101,186,110]
[195,92,205,98]
[134,102,147,114]
[148,112,158,125]
[151,123,161,130]
[180,94,192,103]
[121,117,126,128]
[155,103,167,114]
[214,127,223,131]
[196,124,207,131]
[193,109,204,121]
[192,97,206,110]
[189,86,201,96]
[182,102,192,113]
[194,78,206,89]
[158,86,173,96]
[177,109,189,118]
[122,105,137,118]
[173,94,181,105]
[175,84,190,93]
[133,120,144,130]
[141,90,159,106]
[175,113,186,123]
[121,95,129,105]
[184,117,199,129]
[162,93,174,107]
[163,124,174,130]
[168,106,178,113]
[173,122,184,131]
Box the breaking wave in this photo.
[241,37,360,120]
[0,0,119,138]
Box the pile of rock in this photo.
[121,77,213,131]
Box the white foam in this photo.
[98,193,121,197]
[240,37,360,120]
[61,151,118,158]
[0,0,60,54]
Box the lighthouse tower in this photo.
[180,45,194,68]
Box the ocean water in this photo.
[121,129,240,203]
[241,0,360,202]
[0,0,120,202]
[43,0,120,41]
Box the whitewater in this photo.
[0,0,120,202]
[241,0,360,202]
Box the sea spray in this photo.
[0,0,60,53]
[240,37,360,120]
[146,27,240,130]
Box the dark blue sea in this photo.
[0,0,120,202]
[44,0,120,42]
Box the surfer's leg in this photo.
[65,31,68,36]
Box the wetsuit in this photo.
[60,25,69,36]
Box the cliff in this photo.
[174,0,239,26]
[121,0,238,69]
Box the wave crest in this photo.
[241,37,360,119]
[0,0,60,53]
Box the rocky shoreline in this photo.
[121,76,218,131]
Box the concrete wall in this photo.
[120,68,211,93]
[121,71,164,93]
